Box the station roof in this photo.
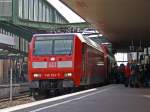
[61,0,150,52]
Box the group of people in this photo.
[111,61,150,88]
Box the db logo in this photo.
[48,62,57,68]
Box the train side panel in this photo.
[80,44,105,86]
[86,45,105,85]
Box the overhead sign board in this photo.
[0,34,15,46]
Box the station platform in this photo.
[1,84,150,112]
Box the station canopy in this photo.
[61,0,150,52]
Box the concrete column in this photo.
[0,60,4,83]
[3,60,10,83]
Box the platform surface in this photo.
[1,84,150,112]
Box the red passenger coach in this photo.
[28,33,106,97]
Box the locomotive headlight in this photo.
[64,73,72,77]
[33,74,41,78]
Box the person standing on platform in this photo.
[144,63,150,87]
[130,60,139,87]
[118,64,125,84]
[111,63,119,84]
[124,63,131,87]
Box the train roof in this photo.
[76,34,103,52]
[33,33,103,52]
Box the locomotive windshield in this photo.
[54,39,72,55]
[34,40,53,55]
[34,35,73,55]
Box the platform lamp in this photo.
[128,40,135,63]
[137,40,143,52]
[137,40,143,63]
[129,40,135,52]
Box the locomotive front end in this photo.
[28,34,75,93]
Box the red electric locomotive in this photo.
[28,33,107,97]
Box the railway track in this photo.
[0,92,34,109]
[0,93,30,103]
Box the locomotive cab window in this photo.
[34,35,74,55]
[34,40,53,55]
[54,39,73,55]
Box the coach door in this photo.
[80,44,88,85]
